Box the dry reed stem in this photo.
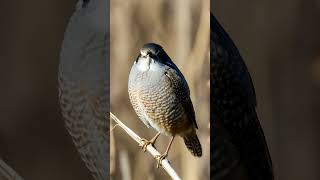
[0,159,23,180]
[110,112,182,180]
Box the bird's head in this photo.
[134,43,177,72]
[140,43,162,58]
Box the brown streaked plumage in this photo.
[128,43,202,167]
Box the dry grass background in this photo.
[110,0,210,179]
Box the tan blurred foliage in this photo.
[110,0,210,179]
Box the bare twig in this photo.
[110,112,182,180]
[0,159,24,180]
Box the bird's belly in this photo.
[147,112,191,136]
[138,82,190,136]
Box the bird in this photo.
[211,14,274,180]
[58,0,109,179]
[128,43,202,168]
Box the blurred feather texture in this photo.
[58,0,109,179]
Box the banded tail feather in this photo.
[183,133,202,157]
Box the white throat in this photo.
[136,57,151,71]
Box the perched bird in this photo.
[128,43,202,167]
[211,14,273,180]
[58,0,109,179]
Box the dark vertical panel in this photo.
[0,0,111,179]
[212,0,320,179]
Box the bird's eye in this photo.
[149,53,155,58]
[148,51,157,58]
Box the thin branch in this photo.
[110,112,182,180]
[0,159,24,180]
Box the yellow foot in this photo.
[140,138,153,152]
[155,154,167,168]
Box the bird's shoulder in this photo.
[164,68,198,129]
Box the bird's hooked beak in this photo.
[140,49,149,57]
[136,52,153,71]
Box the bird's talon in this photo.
[155,154,167,168]
[140,138,152,152]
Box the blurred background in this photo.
[213,1,320,180]
[2,0,318,180]
[110,0,210,180]
[0,0,93,179]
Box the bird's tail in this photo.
[183,133,202,157]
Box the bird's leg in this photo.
[141,132,161,152]
[155,136,175,168]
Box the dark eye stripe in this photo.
[135,55,141,63]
